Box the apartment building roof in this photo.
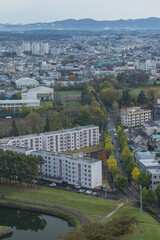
[121,107,151,116]
[33,150,100,164]
[41,125,98,136]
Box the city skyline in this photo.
[0,0,160,24]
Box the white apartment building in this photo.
[121,107,151,127]
[22,42,31,52]
[7,134,43,150]
[42,126,99,152]
[32,150,102,189]
[0,99,40,110]
[41,42,49,55]
[2,125,99,153]
[32,42,40,55]
[135,60,156,71]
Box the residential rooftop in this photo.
[32,150,99,164]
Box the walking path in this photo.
[99,203,124,223]
[0,197,89,225]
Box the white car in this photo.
[85,190,92,195]
[49,183,56,187]
[75,184,81,189]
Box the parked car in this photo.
[78,189,85,193]
[92,192,97,196]
[97,192,103,197]
[85,190,92,195]
[66,186,72,191]
[49,182,56,187]
[74,184,81,189]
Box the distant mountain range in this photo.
[1,17,160,31]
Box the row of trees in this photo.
[104,133,128,191]
[99,86,160,109]
[0,149,44,186]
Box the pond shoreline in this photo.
[0,227,13,239]
[0,201,79,229]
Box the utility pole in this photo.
[104,185,107,198]
[140,185,142,216]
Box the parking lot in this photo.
[38,180,121,200]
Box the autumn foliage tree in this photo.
[107,156,120,178]
[105,134,115,157]
[132,167,140,181]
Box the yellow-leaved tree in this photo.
[132,167,140,181]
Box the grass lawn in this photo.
[104,202,160,240]
[122,223,160,240]
[67,141,104,155]
[61,100,80,106]
[45,101,53,108]
[0,226,7,231]
[0,184,119,222]
[57,90,82,96]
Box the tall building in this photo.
[22,42,31,52]
[1,125,99,153]
[41,42,49,55]
[32,150,102,189]
[32,42,40,55]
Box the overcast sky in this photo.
[0,0,160,24]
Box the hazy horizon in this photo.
[0,0,160,24]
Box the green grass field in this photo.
[57,90,82,96]
[104,202,160,240]
[0,184,160,239]
[0,226,7,231]
[0,184,119,222]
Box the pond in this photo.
[0,207,74,240]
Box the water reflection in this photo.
[0,207,73,240]
[0,208,47,231]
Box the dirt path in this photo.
[99,203,124,223]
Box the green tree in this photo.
[115,176,128,190]
[155,184,160,201]
[126,161,136,178]
[136,171,149,187]
[142,187,148,202]
[137,90,147,104]
[44,117,51,132]
[100,87,120,106]
[10,120,19,136]
[77,107,92,126]
[120,89,130,106]
[144,189,158,205]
